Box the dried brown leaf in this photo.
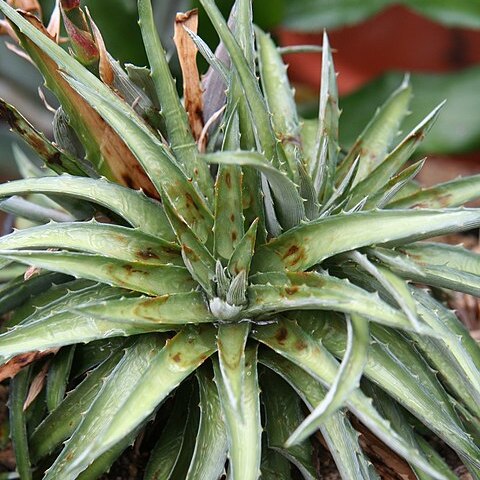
[46,0,61,43]
[0,349,57,382]
[173,9,205,147]
[85,8,114,86]
[23,359,50,410]
[15,12,159,198]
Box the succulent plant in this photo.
[0,0,480,479]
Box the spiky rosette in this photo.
[0,1,480,479]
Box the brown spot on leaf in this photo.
[183,244,199,262]
[285,285,299,295]
[225,172,232,188]
[295,340,307,351]
[231,230,237,242]
[281,244,306,267]
[185,193,200,211]
[230,213,235,222]
[136,248,160,261]
[172,353,182,363]
[275,327,288,345]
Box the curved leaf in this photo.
[253,208,480,272]
[254,318,476,476]
[247,271,431,334]
[287,313,369,445]
[260,349,380,480]
[0,250,194,296]
[0,221,181,266]
[389,173,480,209]
[45,327,217,480]
[0,176,174,240]
[62,75,213,243]
[261,368,317,479]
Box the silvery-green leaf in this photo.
[185,367,228,480]
[202,151,305,230]
[246,271,432,334]
[259,349,380,480]
[217,322,250,417]
[44,327,216,480]
[62,75,213,243]
[139,0,214,202]
[336,76,412,185]
[31,347,125,461]
[312,32,339,201]
[261,368,317,479]
[0,221,181,266]
[253,208,480,273]
[213,345,262,480]
[388,173,480,209]
[0,250,194,296]
[346,102,443,208]
[253,318,457,479]
[0,175,174,240]
[257,27,301,182]
[286,313,369,445]
[161,190,215,296]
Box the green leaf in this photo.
[312,32,339,201]
[213,161,244,260]
[227,218,258,279]
[286,313,369,445]
[0,99,90,176]
[308,313,480,466]
[363,159,425,209]
[0,175,174,240]
[0,247,193,295]
[138,0,213,203]
[256,27,301,181]
[202,151,305,230]
[45,327,217,480]
[160,189,216,296]
[185,367,228,480]
[78,291,215,326]
[0,221,181,266]
[144,382,192,480]
[247,271,431,334]
[62,75,213,243]
[198,0,280,168]
[347,250,421,330]
[253,318,464,478]
[388,173,480,209]
[0,271,67,318]
[30,347,125,461]
[253,208,480,272]
[363,381,457,480]
[9,367,32,480]
[346,102,443,208]
[370,243,480,297]
[261,369,317,479]
[0,287,207,362]
[336,77,412,185]
[46,345,75,412]
[259,349,380,480]
[213,345,262,480]
[216,322,250,417]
